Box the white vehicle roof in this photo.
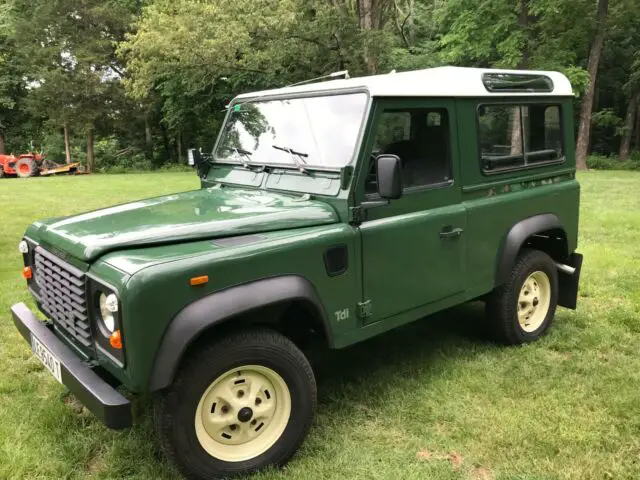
[235,66,573,100]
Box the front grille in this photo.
[34,247,92,347]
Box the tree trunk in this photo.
[144,115,153,160]
[0,131,5,155]
[160,122,171,164]
[357,0,381,74]
[63,122,71,163]
[634,106,640,151]
[86,127,94,173]
[510,107,523,155]
[518,0,530,68]
[576,0,609,170]
[177,132,183,163]
[619,92,639,161]
[509,2,530,156]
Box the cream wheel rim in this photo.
[517,271,551,332]
[195,365,291,462]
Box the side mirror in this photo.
[187,148,203,167]
[188,148,211,178]
[376,154,403,200]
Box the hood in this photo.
[34,187,339,262]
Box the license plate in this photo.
[31,335,62,384]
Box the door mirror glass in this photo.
[376,154,402,199]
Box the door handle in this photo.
[439,227,464,239]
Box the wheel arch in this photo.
[148,275,331,392]
[496,213,568,286]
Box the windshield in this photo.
[214,93,368,169]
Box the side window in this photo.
[366,108,452,194]
[372,112,411,152]
[478,104,563,173]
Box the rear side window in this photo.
[478,104,563,173]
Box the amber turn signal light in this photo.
[22,266,32,280]
[109,330,123,349]
[189,275,209,286]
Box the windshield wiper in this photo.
[271,144,309,173]
[232,147,254,169]
[217,146,263,170]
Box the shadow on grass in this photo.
[112,301,494,477]
[309,301,493,404]
[131,301,492,413]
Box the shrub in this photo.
[586,154,640,171]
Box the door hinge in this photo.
[358,300,372,319]
[349,206,364,224]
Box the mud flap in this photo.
[558,253,583,310]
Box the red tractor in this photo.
[0,151,45,178]
[0,151,84,178]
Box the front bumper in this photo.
[11,302,132,429]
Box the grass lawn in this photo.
[1,171,639,479]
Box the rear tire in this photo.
[487,249,558,344]
[154,328,316,479]
[15,157,38,178]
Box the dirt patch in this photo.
[447,451,463,470]
[471,466,494,480]
[416,448,464,471]
[85,451,105,475]
[62,392,86,414]
[416,448,433,460]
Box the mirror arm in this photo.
[350,199,390,224]
[361,199,389,210]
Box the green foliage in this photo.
[592,108,624,132]
[586,153,640,170]
[0,0,639,167]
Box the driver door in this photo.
[358,98,467,323]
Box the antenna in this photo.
[287,70,350,88]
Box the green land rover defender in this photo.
[12,67,583,479]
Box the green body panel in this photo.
[19,93,581,394]
[454,97,579,294]
[356,98,468,322]
[30,187,339,262]
[113,224,360,391]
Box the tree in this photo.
[575,0,609,169]
[0,0,31,154]
[437,0,592,79]
[619,92,639,160]
[14,0,139,168]
[0,0,636,169]
[356,0,393,73]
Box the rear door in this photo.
[358,98,467,323]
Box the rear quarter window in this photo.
[478,104,564,174]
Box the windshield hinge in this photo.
[349,206,364,224]
[358,300,372,319]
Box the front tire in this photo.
[154,328,316,479]
[487,249,558,344]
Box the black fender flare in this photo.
[148,275,330,392]
[496,213,564,285]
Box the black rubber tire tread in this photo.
[15,157,37,178]
[154,327,316,480]
[487,249,558,345]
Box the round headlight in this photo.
[99,292,118,333]
[18,240,29,254]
